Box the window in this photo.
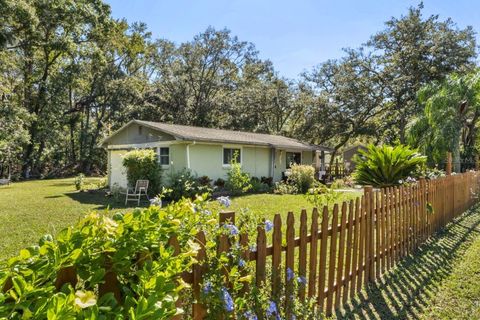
[223,148,241,165]
[286,152,301,168]
[138,125,143,135]
[158,147,170,165]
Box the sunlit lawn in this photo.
[0,177,134,261]
[0,177,361,262]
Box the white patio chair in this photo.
[125,180,149,205]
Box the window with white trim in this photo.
[286,152,301,168]
[158,147,170,165]
[223,148,241,165]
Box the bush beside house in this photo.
[122,149,162,195]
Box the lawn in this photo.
[0,177,135,260]
[0,177,360,262]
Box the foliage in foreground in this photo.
[0,198,201,319]
[0,192,325,319]
[353,144,427,187]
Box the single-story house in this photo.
[100,120,332,189]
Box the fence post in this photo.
[363,185,374,284]
[446,152,452,176]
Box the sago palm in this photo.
[353,144,426,187]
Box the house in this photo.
[100,120,332,189]
[342,144,367,171]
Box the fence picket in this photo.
[298,209,308,300]
[326,204,339,316]
[318,206,329,310]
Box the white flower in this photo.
[74,290,97,309]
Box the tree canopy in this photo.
[0,1,478,178]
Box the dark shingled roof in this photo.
[103,120,333,152]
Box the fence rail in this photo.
[188,171,479,318]
[6,171,478,318]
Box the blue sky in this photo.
[105,0,479,79]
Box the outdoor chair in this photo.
[125,180,149,205]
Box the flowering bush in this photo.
[273,181,298,195]
[0,198,203,319]
[287,164,316,193]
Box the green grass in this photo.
[229,192,361,232]
[334,204,480,319]
[0,178,360,262]
[0,177,135,261]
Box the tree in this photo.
[408,71,480,172]
[298,49,385,164]
[368,3,476,143]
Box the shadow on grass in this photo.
[64,190,151,210]
[337,206,480,320]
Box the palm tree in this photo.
[408,71,480,172]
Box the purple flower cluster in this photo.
[243,311,258,320]
[297,276,307,285]
[224,223,239,236]
[287,268,294,281]
[203,281,213,294]
[221,287,234,312]
[217,196,231,208]
[266,301,280,319]
[265,220,274,232]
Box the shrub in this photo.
[197,175,212,186]
[249,177,271,193]
[273,180,298,195]
[330,175,355,189]
[287,164,315,193]
[213,178,226,189]
[353,144,427,187]
[167,169,212,201]
[225,156,251,195]
[260,176,273,187]
[0,199,202,319]
[122,149,162,195]
[74,173,85,191]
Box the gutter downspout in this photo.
[270,147,276,179]
[186,141,196,170]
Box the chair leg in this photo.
[125,194,128,206]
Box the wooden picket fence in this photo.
[187,171,479,318]
[3,171,478,318]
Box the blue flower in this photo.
[217,196,231,208]
[265,220,274,232]
[203,281,213,294]
[287,267,294,281]
[224,223,239,236]
[203,209,212,215]
[149,196,162,207]
[238,259,246,268]
[297,276,307,285]
[266,301,278,317]
[221,287,234,312]
[243,311,258,320]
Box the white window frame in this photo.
[285,151,302,169]
[157,146,170,168]
[222,146,243,167]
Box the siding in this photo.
[108,123,175,145]
[188,143,271,181]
